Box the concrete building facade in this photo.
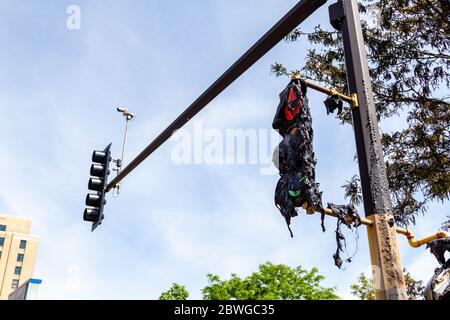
[0,214,39,300]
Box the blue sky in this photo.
[0,0,447,299]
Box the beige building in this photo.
[0,214,39,300]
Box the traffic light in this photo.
[83,143,112,231]
[272,79,323,238]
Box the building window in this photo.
[11,279,19,289]
[17,253,24,262]
[14,266,21,275]
[0,237,4,246]
[19,240,27,249]
[0,224,5,231]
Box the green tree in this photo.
[159,283,189,300]
[342,175,363,206]
[272,0,450,228]
[351,269,424,300]
[159,262,339,300]
[404,270,425,300]
[442,215,450,231]
[350,273,376,300]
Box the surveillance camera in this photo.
[117,106,135,120]
[117,107,128,113]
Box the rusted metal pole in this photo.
[329,0,407,300]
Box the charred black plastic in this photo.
[324,94,343,115]
[272,79,308,136]
[427,238,450,268]
[83,143,112,231]
[425,266,450,300]
[274,173,301,238]
[327,203,361,269]
[272,79,323,238]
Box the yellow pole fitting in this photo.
[350,93,359,109]
[395,228,450,248]
[302,204,450,249]
[301,202,316,215]
[314,207,449,249]
[291,72,301,80]
[289,72,358,108]
[329,88,339,96]
[301,203,373,226]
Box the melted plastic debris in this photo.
[272,79,323,237]
[427,238,450,268]
[324,94,343,115]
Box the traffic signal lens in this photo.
[83,208,99,222]
[90,164,105,177]
[88,177,104,191]
[92,150,107,163]
[86,193,102,207]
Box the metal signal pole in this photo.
[329,0,407,299]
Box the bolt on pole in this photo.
[329,0,407,300]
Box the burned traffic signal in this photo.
[83,143,112,231]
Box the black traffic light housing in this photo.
[84,143,112,231]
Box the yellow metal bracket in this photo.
[291,72,302,80]
[301,202,373,226]
[350,93,359,109]
[395,227,450,248]
[290,72,358,109]
[301,203,450,248]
